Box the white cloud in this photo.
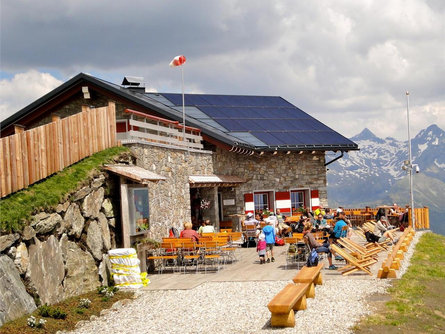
[1,1,444,140]
[0,70,62,122]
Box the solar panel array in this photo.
[153,93,357,149]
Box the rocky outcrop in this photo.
[86,220,104,261]
[0,169,122,324]
[0,233,19,252]
[82,187,104,218]
[0,255,36,326]
[31,213,62,234]
[27,236,65,305]
[64,203,85,238]
[63,241,100,297]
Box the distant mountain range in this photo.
[327,124,445,236]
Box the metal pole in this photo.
[181,66,186,146]
[406,91,415,230]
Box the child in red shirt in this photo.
[257,233,267,264]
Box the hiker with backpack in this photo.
[303,222,338,270]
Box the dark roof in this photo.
[148,93,358,150]
[1,73,358,151]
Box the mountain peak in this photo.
[350,128,385,143]
[415,124,444,140]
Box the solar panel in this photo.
[157,93,357,149]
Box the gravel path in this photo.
[66,231,427,334]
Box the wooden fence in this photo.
[0,102,117,198]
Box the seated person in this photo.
[303,222,337,270]
[291,216,308,234]
[243,212,259,227]
[273,210,290,237]
[180,222,200,242]
[330,213,348,242]
[364,225,396,244]
[323,208,334,219]
[198,220,215,235]
[314,213,328,230]
[373,216,396,242]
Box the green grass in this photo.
[355,232,445,333]
[0,146,129,233]
[0,288,134,334]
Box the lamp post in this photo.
[405,91,416,230]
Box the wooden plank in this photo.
[73,114,80,163]
[98,107,105,151]
[120,181,131,248]
[61,117,70,168]
[68,116,74,165]
[4,136,12,196]
[0,138,6,197]
[108,101,117,147]
[92,108,98,153]
[80,110,87,158]
[26,130,35,184]
[15,132,24,190]
[45,124,52,176]
[87,108,94,155]
[10,134,19,193]
[22,131,30,187]
[39,126,46,180]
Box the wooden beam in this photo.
[14,124,25,134]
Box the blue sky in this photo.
[1,0,444,140]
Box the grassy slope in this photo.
[354,232,445,333]
[0,146,129,233]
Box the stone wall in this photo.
[0,171,121,326]
[129,144,214,241]
[212,148,328,218]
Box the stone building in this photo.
[1,73,358,246]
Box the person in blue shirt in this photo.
[262,220,276,263]
[330,213,348,241]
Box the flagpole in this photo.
[181,65,186,147]
[406,91,415,230]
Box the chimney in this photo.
[121,76,146,92]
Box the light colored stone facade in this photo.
[212,147,328,219]
[129,144,214,241]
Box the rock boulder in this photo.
[63,241,100,297]
[0,255,36,326]
[27,236,65,305]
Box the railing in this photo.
[117,109,203,150]
[0,102,117,198]
[377,226,415,278]
[342,207,430,229]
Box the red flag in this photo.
[169,55,186,67]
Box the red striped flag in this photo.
[169,55,186,67]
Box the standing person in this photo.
[263,220,276,263]
[257,233,267,264]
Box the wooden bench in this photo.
[267,283,309,327]
[292,263,323,298]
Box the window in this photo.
[254,192,269,213]
[128,187,149,235]
[291,190,305,214]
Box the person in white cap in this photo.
[243,212,258,226]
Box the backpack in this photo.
[169,227,179,238]
[306,248,319,267]
[275,236,285,246]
